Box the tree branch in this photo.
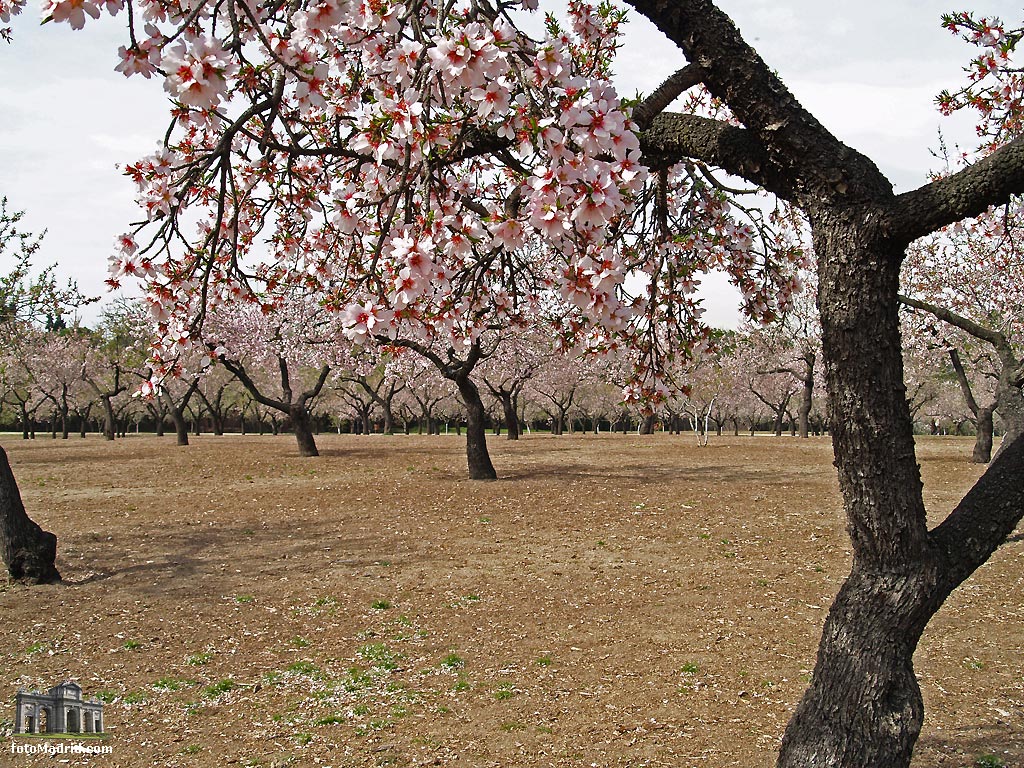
[898,294,1009,351]
[930,431,1024,593]
[220,357,289,413]
[632,63,705,131]
[297,364,332,408]
[947,347,981,417]
[640,112,788,195]
[625,0,893,205]
[889,134,1024,241]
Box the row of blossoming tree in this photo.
[2,0,1024,764]
[3,285,1002,449]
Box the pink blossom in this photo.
[290,0,346,43]
[0,0,26,24]
[469,79,512,121]
[489,218,527,250]
[162,34,238,110]
[294,61,331,112]
[342,301,395,344]
[42,0,121,30]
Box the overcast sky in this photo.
[0,1,1016,327]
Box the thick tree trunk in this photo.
[163,395,190,447]
[0,446,61,585]
[639,413,655,434]
[779,212,935,768]
[778,567,937,767]
[455,376,497,480]
[290,408,319,457]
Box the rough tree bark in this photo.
[623,1,1024,766]
[0,445,60,584]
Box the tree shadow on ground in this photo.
[915,723,1023,767]
[499,462,799,485]
[58,519,390,594]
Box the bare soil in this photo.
[0,433,1021,768]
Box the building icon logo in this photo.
[13,681,104,735]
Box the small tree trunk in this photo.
[798,360,814,439]
[0,446,61,584]
[164,396,190,446]
[455,376,497,480]
[101,396,116,441]
[290,408,319,457]
[973,406,995,464]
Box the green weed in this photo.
[203,679,235,698]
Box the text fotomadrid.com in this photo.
[10,741,113,755]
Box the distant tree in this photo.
[901,202,1023,461]
[0,198,90,584]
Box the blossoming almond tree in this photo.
[0,198,90,584]
[479,327,555,439]
[14,0,1024,765]
[901,202,1023,462]
[205,300,339,456]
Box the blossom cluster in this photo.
[938,12,1024,151]
[54,0,804,400]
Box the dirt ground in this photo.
[0,432,1020,768]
